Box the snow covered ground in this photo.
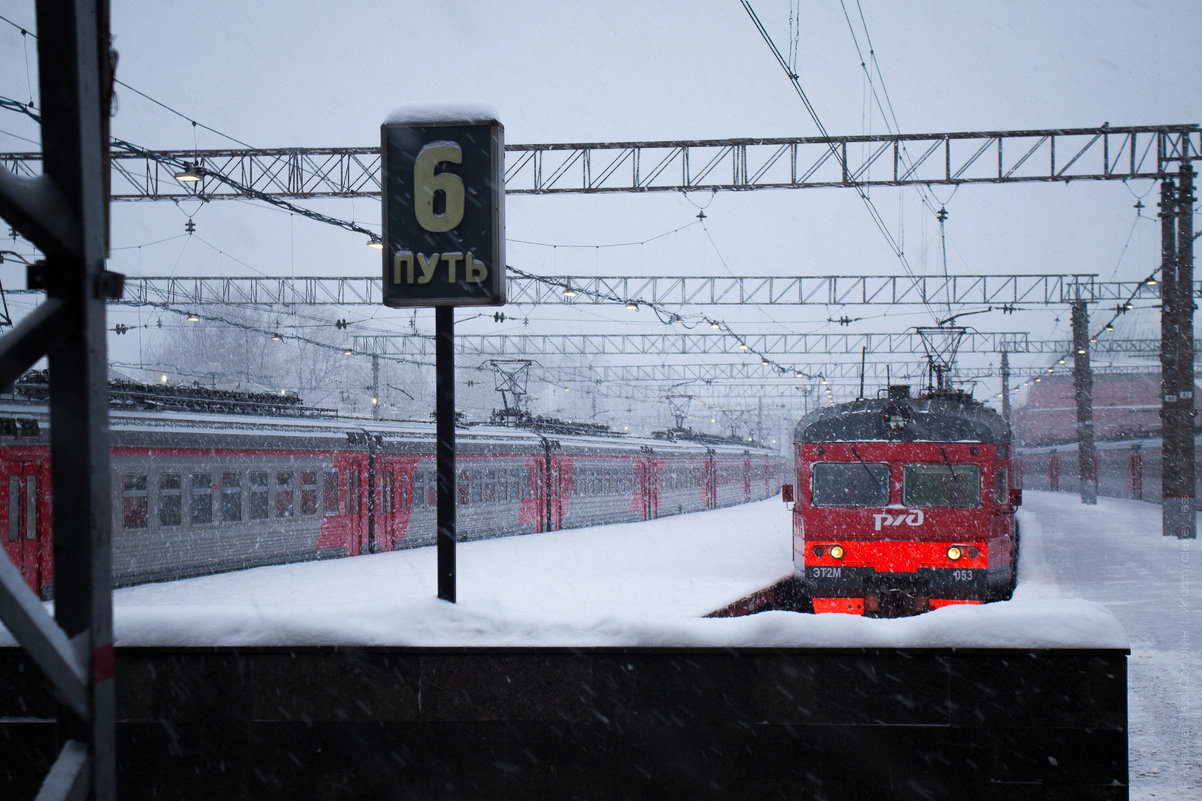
[3,490,1199,796]
[1015,491,1202,800]
[60,494,1128,650]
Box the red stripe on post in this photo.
[93,643,115,683]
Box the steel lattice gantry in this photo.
[355,331,1195,359]
[2,125,1199,199]
[541,361,1158,386]
[353,330,1032,357]
[104,273,1196,307]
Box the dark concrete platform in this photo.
[1,646,1127,800]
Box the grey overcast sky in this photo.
[1,1,1199,415]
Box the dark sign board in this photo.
[381,118,505,307]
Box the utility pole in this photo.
[1071,300,1097,504]
[1177,162,1196,534]
[1000,350,1012,430]
[371,354,381,419]
[1163,164,1197,537]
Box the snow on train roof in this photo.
[2,401,778,456]
[795,394,1011,444]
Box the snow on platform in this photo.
[4,493,1132,650]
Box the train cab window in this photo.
[300,471,319,516]
[190,473,213,525]
[122,473,149,529]
[995,467,1008,503]
[903,464,980,508]
[249,471,269,520]
[275,471,294,518]
[159,474,182,527]
[811,462,890,507]
[220,472,242,522]
[322,471,339,515]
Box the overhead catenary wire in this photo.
[738,1,937,326]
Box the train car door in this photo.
[378,464,396,551]
[633,457,661,520]
[548,458,570,531]
[649,459,661,519]
[1049,455,1061,492]
[347,458,368,555]
[704,455,717,510]
[2,461,44,594]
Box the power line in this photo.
[738,1,936,322]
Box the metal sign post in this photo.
[382,114,504,602]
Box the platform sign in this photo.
[381,118,505,307]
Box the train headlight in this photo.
[946,546,963,561]
[829,545,845,560]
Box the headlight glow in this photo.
[829,545,845,560]
[946,546,963,561]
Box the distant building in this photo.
[1012,370,1199,446]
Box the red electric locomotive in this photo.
[784,385,1020,617]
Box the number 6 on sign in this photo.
[381,114,504,307]
[414,144,465,233]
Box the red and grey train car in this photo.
[1017,434,1202,506]
[1,403,784,599]
[785,385,1021,617]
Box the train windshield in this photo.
[903,464,980,507]
[811,462,890,507]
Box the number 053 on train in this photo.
[782,385,1021,617]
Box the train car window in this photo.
[485,469,497,503]
[220,472,242,522]
[399,469,413,512]
[322,471,339,515]
[381,471,393,514]
[25,476,36,540]
[464,469,477,505]
[995,467,1008,503]
[349,470,360,515]
[412,472,424,509]
[497,469,508,502]
[159,474,182,527]
[190,473,213,525]
[275,471,294,518]
[301,471,319,516]
[903,464,980,508]
[7,475,17,541]
[810,463,889,507]
[249,471,269,520]
[122,474,149,529]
